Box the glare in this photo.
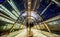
[22,11,40,20]
[15,29,27,37]
[31,28,47,37]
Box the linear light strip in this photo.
[42,15,60,23]
[40,2,52,15]
[52,0,60,6]
[0,13,15,21]
[33,0,37,11]
[12,10,19,17]
[7,0,20,15]
[0,5,17,20]
[0,16,14,23]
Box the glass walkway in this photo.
[0,0,60,37]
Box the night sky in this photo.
[14,0,60,21]
[0,0,5,3]
[0,0,60,21]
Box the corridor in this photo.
[0,0,60,37]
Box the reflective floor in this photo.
[0,28,60,37]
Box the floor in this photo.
[0,28,60,37]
